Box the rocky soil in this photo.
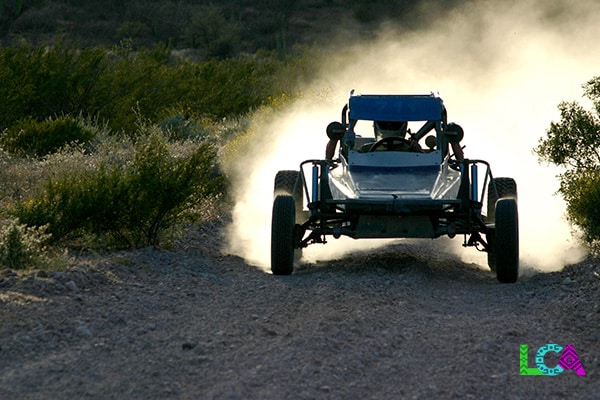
[1,221,599,399]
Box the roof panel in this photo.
[349,94,444,122]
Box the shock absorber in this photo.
[311,163,319,217]
[471,163,478,202]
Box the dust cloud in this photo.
[226,0,597,273]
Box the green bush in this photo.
[1,115,96,157]
[535,76,600,252]
[0,218,51,270]
[13,131,224,248]
[158,113,207,141]
[89,43,177,132]
[92,45,296,131]
[558,170,600,252]
[0,41,309,133]
[183,5,240,59]
[0,0,24,25]
[0,41,106,129]
[116,21,152,42]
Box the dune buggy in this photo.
[271,92,519,283]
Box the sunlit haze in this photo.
[226,0,597,273]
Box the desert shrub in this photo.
[0,0,24,17]
[92,45,302,131]
[0,47,37,128]
[13,130,224,248]
[138,1,185,46]
[158,113,208,141]
[0,41,106,129]
[0,41,309,134]
[557,170,600,252]
[535,76,600,253]
[183,5,240,59]
[87,42,173,132]
[180,55,295,119]
[90,43,266,131]
[116,21,152,42]
[0,117,112,209]
[0,149,47,206]
[0,218,51,270]
[1,115,96,157]
[9,3,61,34]
[353,3,376,24]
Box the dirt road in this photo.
[1,223,598,399]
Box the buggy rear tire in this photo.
[271,195,295,275]
[495,198,519,283]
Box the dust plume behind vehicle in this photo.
[226,0,599,273]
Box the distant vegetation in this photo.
[0,38,312,269]
[2,0,364,269]
[0,40,308,131]
[0,0,461,57]
[1,0,597,268]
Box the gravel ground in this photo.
[1,222,599,399]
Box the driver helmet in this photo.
[374,120,408,140]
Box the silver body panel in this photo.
[327,149,461,238]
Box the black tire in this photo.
[495,198,519,283]
[271,195,295,275]
[274,170,306,223]
[487,177,517,222]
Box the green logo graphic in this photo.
[520,344,586,376]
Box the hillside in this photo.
[0,0,461,57]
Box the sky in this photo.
[225,0,598,274]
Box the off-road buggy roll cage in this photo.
[271,93,519,283]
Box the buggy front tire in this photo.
[274,170,307,223]
[487,177,517,222]
[271,195,296,275]
[495,198,519,283]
